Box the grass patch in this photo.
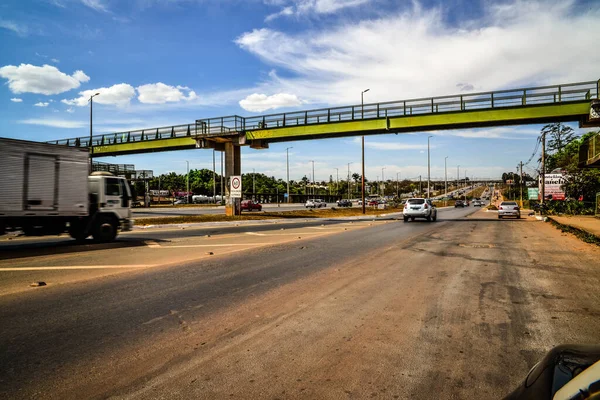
[547,217,600,246]
[135,206,403,226]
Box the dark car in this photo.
[337,199,352,207]
[241,200,262,212]
[368,199,379,206]
[455,200,465,207]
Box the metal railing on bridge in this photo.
[49,80,599,148]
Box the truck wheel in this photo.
[93,216,117,242]
[403,216,408,222]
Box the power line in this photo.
[523,136,541,167]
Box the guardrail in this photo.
[50,80,599,148]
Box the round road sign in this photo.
[232,177,241,189]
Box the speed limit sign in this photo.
[230,175,242,198]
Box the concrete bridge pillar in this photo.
[224,142,242,216]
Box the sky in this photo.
[1,0,599,182]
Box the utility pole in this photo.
[396,172,400,198]
[335,168,339,197]
[361,89,369,214]
[347,162,351,200]
[419,175,422,196]
[311,160,315,197]
[427,135,432,199]
[519,161,524,208]
[541,131,546,208]
[252,168,255,200]
[381,167,385,198]
[286,147,293,203]
[88,92,100,172]
[457,165,460,190]
[444,157,448,197]
[186,160,190,203]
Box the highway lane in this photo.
[132,203,341,218]
[2,205,598,399]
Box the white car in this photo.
[403,198,437,222]
[305,199,326,208]
[498,201,520,219]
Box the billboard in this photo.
[527,188,539,200]
[540,173,567,201]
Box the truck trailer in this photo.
[0,138,133,242]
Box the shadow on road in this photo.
[0,238,169,261]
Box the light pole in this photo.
[396,172,400,198]
[310,160,315,197]
[457,165,460,190]
[252,168,255,200]
[381,167,386,197]
[186,160,190,203]
[88,92,100,172]
[444,156,448,204]
[212,150,216,202]
[347,162,351,200]
[427,135,433,199]
[361,88,370,214]
[334,167,339,198]
[464,169,467,202]
[286,147,293,203]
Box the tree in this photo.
[542,123,578,154]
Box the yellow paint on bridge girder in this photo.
[246,102,590,140]
[92,136,196,155]
[90,102,590,156]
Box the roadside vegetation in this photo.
[136,206,404,225]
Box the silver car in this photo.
[498,201,520,219]
[403,198,437,222]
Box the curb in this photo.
[546,217,600,246]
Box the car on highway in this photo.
[403,198,437,222]
[337,199,352,207]
[305,199,326,208]
[368,199,379,206]
[473,200,483,207]
[498,201,520,219]
[455,200,465,207]
[241,200,262,212]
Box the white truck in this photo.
[0,138,133,242]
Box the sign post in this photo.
[230,175,242,199]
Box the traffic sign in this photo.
[230,175,242,198]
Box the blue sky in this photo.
[1,0,599,182]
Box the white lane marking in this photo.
[152,243,266,248]
[0,265,154,271]
[245,232,266,236]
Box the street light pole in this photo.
[286,147,293,203]
[186,160,190,203]
[381,167,386,197]
[444,156,448,205]
[347,162,351,200]
[212,150,216,202]
[361,88,369,214]
[311,160,315,197]
[334,168,339,197]
[396,172,400,198]
[252,168,255,200]
[427,135,433,199]
[457,165,460,190]
[88,92,100,172]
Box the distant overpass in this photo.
[50,79,600,157]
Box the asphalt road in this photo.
[1,206,599,399]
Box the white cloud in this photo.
[10,98,23,103]
[18,118,86,128]
[0,64,90,95]
[0,19,28,36]
[239,93,302,112]
[62,83,136,107]
[66,107,75,113]
[51,58,60,63]
[237,1,600,106]
[265,0,370,21]
[34,102,50,107]
[81,0,109,12]
[137,82,197,104]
